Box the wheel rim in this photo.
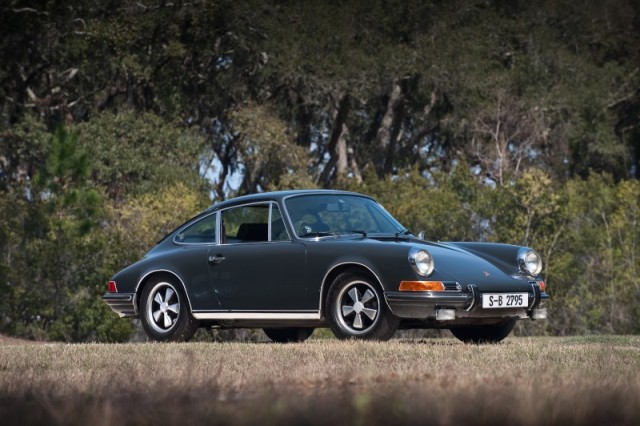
[146,282,180,333]
[335,280,380,335]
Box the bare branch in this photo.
[11,8,48,15]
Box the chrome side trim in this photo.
[268,201,273,239]
[215,210,221,245]
[172,241,217,247]
[192,312,321,320]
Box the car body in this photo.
[103,189,548,343]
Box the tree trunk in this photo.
[374,82,403,177]
[318,94,350,186]
[349,146,363,184]
[335,124,349,180]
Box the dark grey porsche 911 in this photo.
[103,190,548,343]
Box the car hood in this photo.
[369,236,534,291]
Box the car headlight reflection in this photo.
[518,248,542,276]
[409,247,434,277]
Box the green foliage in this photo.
[229,104,316,193]
[108,182,209,263]
[544,175,640,334]
[1,0,640,340]
[36,126,103,236]
[346,167,640,335]
[0,125,134,342]
[72,111,206,201]
[347,168,479,241]
[0,115,50,192]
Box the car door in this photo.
[171,210,224,311]
[207,202,308,311]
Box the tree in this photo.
[3,0,640,340]
[72,111,206,202]
[0,125,134,341]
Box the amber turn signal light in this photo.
[399,281,445,292]
[537,280,546,292]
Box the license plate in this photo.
[482,293,528,309]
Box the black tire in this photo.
[450,319,517,344]
[326,270,399,341]
[263,327,314,343]
[140,275,198,342]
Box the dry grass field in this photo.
[1,335,639,425]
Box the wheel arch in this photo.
[319,262,385,316]
[135,269,193,314]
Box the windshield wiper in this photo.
[299,231,340,238]
[345,230,367,238]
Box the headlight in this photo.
[518,248,542,276]
[409,247,434,277]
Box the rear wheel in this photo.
[326,270,399,340]
[450,319,517,344]
[263,327,314,343]
[140,276,198,342]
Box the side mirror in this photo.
[418,231,426,240]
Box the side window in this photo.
[175,213,217,244]
[221,204,269,244]
[271,204,290,241]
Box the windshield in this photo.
[284,194,406,237]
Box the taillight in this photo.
[108,281,118,293]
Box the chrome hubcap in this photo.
[337,281,379,334]
[147,283,180,333]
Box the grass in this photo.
[1,335,639,425]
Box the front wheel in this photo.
[140,275,198,342]
[263,327,314,343]
[326,270,399,340]
[450,319,517,344]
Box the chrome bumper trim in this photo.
[385,287,549,321]
[385,291,472,319]
[102,292,137,318]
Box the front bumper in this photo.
[102,292,138,318]
[385,283,549,321]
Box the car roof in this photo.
[208,189,371,211]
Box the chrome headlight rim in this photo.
[409,247,435,277]
[518,248,542,277]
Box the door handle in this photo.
[208,254,226,264]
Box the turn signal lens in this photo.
[537,280,546,292]
[399,281,445,292]
[108,281,118,293]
